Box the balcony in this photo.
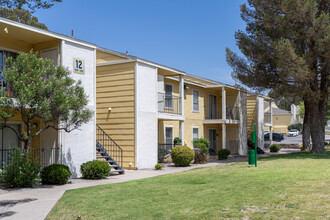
[204,105,239,122]
[158,93,182,115]
[226,106,240,121]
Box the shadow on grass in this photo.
[259,150,330,161]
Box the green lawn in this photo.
[326,130,330,135]
[47,151,330,220]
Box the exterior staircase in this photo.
[96,124,124,174]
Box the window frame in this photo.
[164,125,174,145]
[192,89,200,112]
[164,83,173,110]
[192,126,200,147]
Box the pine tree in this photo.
[226,0,329,153]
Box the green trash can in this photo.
[248,150,256,165]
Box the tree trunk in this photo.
[301,103,311,151]
[23,122,32,150]
[309,101,326,154]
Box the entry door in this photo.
[208,95,217,119]
[209,129,217,155]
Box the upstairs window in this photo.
[164,84,173,109]
[0,50,18,93]
[192,90,199,112]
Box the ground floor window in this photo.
[165,126,173,145]
[192,127,199,146]
[0,124,21,150]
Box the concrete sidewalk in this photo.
[0,149,299,220]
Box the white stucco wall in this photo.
[60,41,96,177]
[135,62,158,169]
[257,97,264,150]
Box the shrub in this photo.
[288,123,303,132]
[325,142,329,146]
[1,148,40,188]
[171,146,195,167]
[173,137,182,145]
[218,149,231,160]
[194,143,209,156]
[155,163,164,170]
[270,144,282,152]
[193,138,210,149]
[40,164,71,185]
[80,160,110,179]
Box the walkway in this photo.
[0,149,299,220]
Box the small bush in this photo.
[80,160,110,179]
[218,149,231,160]
[194,143,209,156]
[193,138,210,149]
[174,137,182,145]
[171,146,195,167]
[155,163,164,170]
[288,123,303,132]
[325,142,329,146]
[1,148,40,188]
[40,164,71,185]
[270,144,282,152]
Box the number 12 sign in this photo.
[73,58,85,74]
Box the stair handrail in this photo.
[96,124,123,168]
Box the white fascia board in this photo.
[165,76,206,88]
[136,59,185,76]
[0,17,96,49]
[96,59,136,67]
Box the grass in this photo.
[325,130,330,135]
[47,151,330,220]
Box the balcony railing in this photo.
[158,93,182,115]
[158,143,176,162]
[204,105,240,121]
[205,104,222,120]
[0,147,61,169]
[226,106,240,120]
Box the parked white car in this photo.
[288,129,299,137]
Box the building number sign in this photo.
[73,58,85,74]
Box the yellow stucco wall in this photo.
[247,96,257,138]
[272,114,291,133]
[96,62,136,169]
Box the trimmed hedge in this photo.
[81,160,111,179]
[40,164,71,185]
[217,149,231,160]
[270,144,282,152]
[171,146,195,167]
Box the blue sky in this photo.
[35,0,246,85]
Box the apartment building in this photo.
[0,18,271,174]
[0,18,97,177]
[95,48,248,169]
[247,94,273,148]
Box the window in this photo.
[192,127,199,145]
[165,126,173,145]
[164,84,173,109]
[0,50,18,91]
[192,90,199,112]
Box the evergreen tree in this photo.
[226,0,329,153]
